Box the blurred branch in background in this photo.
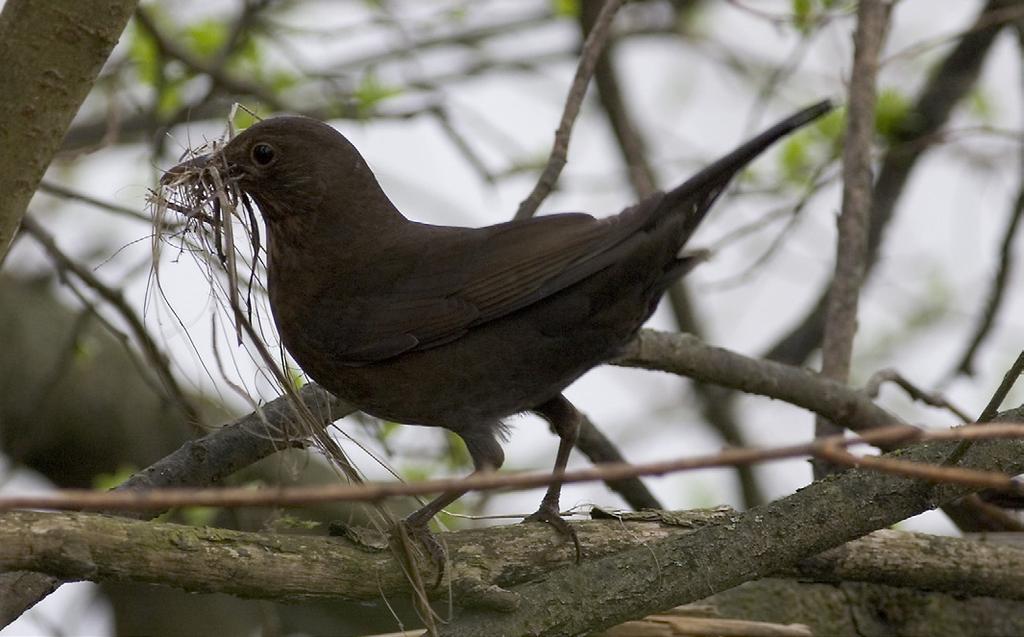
[766,0,1023,365]
[947,15,1024,379]
[579,0,767,508]
[20,215,201,427]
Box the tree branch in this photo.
[703,576,1024,636]
[0,383,349,627]
[514,0,625,220]
[765,0,1017,365]
[814,0,891,476]
[615,329,901,433]
[578,0,762,509]
[0,0,137,263]
[4,509,1024,609]
[8,423,1024,513]
[20,215,201,427]
[948,151,1024,377]
[443,409,1024,635]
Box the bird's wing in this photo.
[303,100,836,365]
[321,203,663,365]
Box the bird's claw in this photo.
[396,518,448,588]
[523,503,582,563]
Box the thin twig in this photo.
[514,0,625,220]
[38,180,153,224]
[20,215,201,427]
[864,368,973,422]
[941,350,1024,470]
[947,143,1024,378]
[816,432,1024,493]
[5,423,1024,513]
[814,0,891,477]
[978,351,1024,424]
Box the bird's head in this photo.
[162,116,399,228]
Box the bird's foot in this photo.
[395,517,448,588]
[522,503,582,563]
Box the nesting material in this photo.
[149,135,266,345]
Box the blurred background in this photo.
[2,0,1023,634]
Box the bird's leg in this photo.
[400,486,470,572]
[524,394,582,562]
[400,428,504,585]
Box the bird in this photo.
[163,100,833,562]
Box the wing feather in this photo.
[327,201,661,365]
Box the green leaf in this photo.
[268,71,298,93]
[814,106,847,146]
[180,506,219,526]
[378,420,401,441]
[875,88,911,142]
[791,0,851,32]
[184,19,229,58]
[129,23,161,87]
[444,431,473,470]
[353,72,402,117]
[155,81,184,118]
[402,465,434,484]
[792,0,813,31]
[226,33,262,71]
[92,465,138,490]
[967,88,995,122]
[287,365,306,390]
[779,134,811,184]
[552,0,580,18]
[776,106,845,185]
[231,106,261,131]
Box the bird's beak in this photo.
[160,153,212,186]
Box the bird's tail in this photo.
[660,99,834,242]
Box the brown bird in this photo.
[165,100,832,560]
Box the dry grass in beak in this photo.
[148,134,378,501]
[148,141,265,345]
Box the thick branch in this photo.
[615,329,900,433]
[705,577,1024,636]
[0,0,137,263]
[0,509,724,603]
[112,383,350,515]
[443,414,1024,635]
[5,509,1024,609]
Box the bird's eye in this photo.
[251,143,276,166]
